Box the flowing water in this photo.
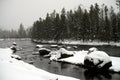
[0,39,120,80]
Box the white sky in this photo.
[0,0,118,30]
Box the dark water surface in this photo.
[0,39,120,80]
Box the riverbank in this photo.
[32,39,120,47]
[0,48,79,80]
[57,50,120,73]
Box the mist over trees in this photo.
[0,23,30,39]
[31,3,120,42]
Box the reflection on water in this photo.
[0,39,120,80]
[84,70,112,80]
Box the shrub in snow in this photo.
[84,47,112,71]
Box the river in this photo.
[0,39,120,80]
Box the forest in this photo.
[31,3,120,42]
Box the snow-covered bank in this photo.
[58,50,120,73]
[33,39,120,47]
[0,48,79,80]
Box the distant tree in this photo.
[44,13,52,40]
[66,10,75,39]
[18,23,27,38]
[104,6,111,42]
[60,8,67,40]
[94,3,100,39]
[53,13,61,42]
[89,4,95,41]
[81,9,90,42]
[75,6,83,40]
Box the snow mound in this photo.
[0,48,79,80]
[38,48,51,55]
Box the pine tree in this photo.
[53,13,61,42]
[94,3,100,39]
[81,9,90,41]
[60,8,67,40]
[104,6,111,42]
[89,4,95,41]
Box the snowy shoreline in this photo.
[32,39,120,47]
[57,50,120,73]
[0,48,79,80]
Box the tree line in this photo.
[0,24,31,38]
[31,3,120,42]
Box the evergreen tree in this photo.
[89,4,95,41]
[66,10,74,39]
[104,6,111,42]
[60,8,67,40]
[81,9,90,41]
[94,3,100,39]
[53,13,61,42]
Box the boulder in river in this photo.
[84,47,112,71]
[38,48,51,55]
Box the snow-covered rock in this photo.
[59,48,75,55]
[87,47,98,53]
[38,48,51,55]
[50,50,61,61]
[0,48,79,80]
[84,48,112,70]
[36,44,44,48]
[50,48,74,61]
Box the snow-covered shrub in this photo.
[84,47,112,71]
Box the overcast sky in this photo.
[0,0,118,30]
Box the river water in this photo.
[0,39,120,80]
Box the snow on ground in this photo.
[110,57,120,72]
[0,48,79,80]
[63,40,120,47]
[58,50,120,73]
[33,39,120,47]
[58,50,87,65]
